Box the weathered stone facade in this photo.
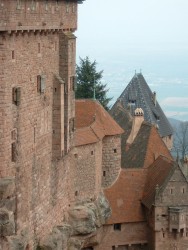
[0,1,98,249]
[145,165,188,250]
[1,1,188,250]
[0,2,119,249]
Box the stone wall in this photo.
[149,167,188,250]
[0,0,77,32]
[0,31,59,177]
[95,223,148,250]
[102,135,121,188]
[0,1,78,248]
[73,141,103,201]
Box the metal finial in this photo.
[140,69,142,74]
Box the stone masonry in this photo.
[0,1,81,249]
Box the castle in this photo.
[1,1,188,250]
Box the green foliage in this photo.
[76,56,112,110]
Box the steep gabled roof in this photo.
[123,122,151,168]
[111,73,173,137]
[75,99,124,146]
[122,122,173,169]
[142,156,175,209]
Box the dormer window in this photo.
[152,109,160,121]
[128,100,136,105]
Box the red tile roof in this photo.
[142,156,175,209]
[75,127,99,147]
[104,169,147,224]
[75,100,124,146]
[122,123,173,169]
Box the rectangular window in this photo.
[113,223,121,231]
[70,76,76,91]
[11,142,17,162]
[12,50,15,60]
[12,87,21,105]
[37,75,46,93]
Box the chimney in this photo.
[153,91,157,106]
[127,108,144,145]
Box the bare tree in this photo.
[173,121,188,160]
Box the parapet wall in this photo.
[0,0,77,32]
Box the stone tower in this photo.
[0,1,83,249]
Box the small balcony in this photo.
[169,207,186,233]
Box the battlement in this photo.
[0,0,78,32]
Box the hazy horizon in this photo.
[76,0,188,121]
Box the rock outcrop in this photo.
[39,193,111,250]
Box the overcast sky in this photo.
[76,0,188,120]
